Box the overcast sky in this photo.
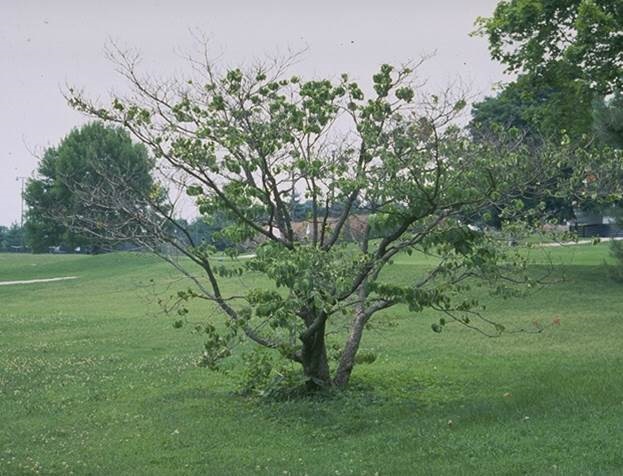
[1,0,507,226]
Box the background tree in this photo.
[470,0,619,144]
[0,224,26,252]
[181,214,235,252]
[593,92,623,149]
[475,0,622,95]
[469,69,592,225]
[24,122,155,253]
[591,92,623,275]
[470,69,593,145]
[66,49,572,391]
[472,0,623,228]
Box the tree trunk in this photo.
[333,311,367,388]
[300,320,331,390]
[333,222,372,388]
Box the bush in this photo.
[609,239,623,282]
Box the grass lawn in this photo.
[1,244,622,475]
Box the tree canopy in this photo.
[24,122,155,253]
[470,68,594,143]
[64,47,587,392]
[471,0,623,142]
[475,0,622,94]
[472,0,623,225]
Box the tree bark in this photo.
[334,223,371,388]
[333,311,367,388]
[300,320,331,390]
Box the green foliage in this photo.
[24,122,155,253]
[354,350,378,365]
[594,93,623,278]
[66,53,590,389]
[183,214,235,251]
[475,0,622,94]
[593,91,623,149]
[473,1,623,226]
[608,239,623,281]
[238,349,307,398]
[606,206,623,281]
[0,224,26,251]
[470,69,594,144]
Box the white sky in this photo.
[0,0,506,226]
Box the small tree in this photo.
[66,48,569,390]
[0,224,26,252]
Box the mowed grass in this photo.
[1,245,622,475]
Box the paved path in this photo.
[213,254,256,261]
[537,236,623,247]
[0,276,79,286]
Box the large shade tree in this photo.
[473,0,622,145]
[468,68,593,224]
[472,1,623,229]
[65,48,575,391]
[471,0,623,143]
[25,122,155,253]
[475,0,622,95]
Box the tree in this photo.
[473,1,623,228]
[24,122,155,253]
[470,69,593,144]
[591,92,623,275]
[593,91,623,149]
[475,0,622,95]
[0,224,25,252]
[66,48,571,391]
[474,1,623,145]
[184,214,236,252]
[469,68,595,225]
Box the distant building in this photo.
[250,214,370,247]
[571,207,622,237]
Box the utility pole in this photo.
[16,176,27,249]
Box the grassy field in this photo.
[1,245,622,475]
